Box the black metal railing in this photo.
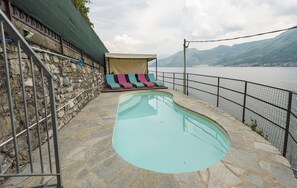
[151,70,297,175]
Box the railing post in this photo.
[30,57,44,173]
[187,73,189,95]
[163,72,165,82]
[242,81,248,123]
[1,20,20,173]
[183,39,187,95]
[18,42,34,173]
[283,91,293,157]
[155,58,158,78]
[216,77,220,107]
[49,78,63,187]
[173,73,175,90]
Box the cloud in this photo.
[89,0,297,57]
[104,34,142,53]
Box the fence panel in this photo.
[288,93,297,174]
[187,74,217,105]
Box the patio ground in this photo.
[3,89,297,187]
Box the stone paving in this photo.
[3,89,297,187]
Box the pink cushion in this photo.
[138,74,155,87]
[117,74,132,88]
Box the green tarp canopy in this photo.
[12,0,108,65]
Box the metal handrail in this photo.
[158,70,295,93]
[0,9,62,187]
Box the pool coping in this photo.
[3,89,297,187]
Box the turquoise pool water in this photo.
[113,92,230,173]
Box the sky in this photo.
[89,0,297,58]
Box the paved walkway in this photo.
[3,90,297,187]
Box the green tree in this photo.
[72,0,93,27]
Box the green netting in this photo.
[12,0,108,65]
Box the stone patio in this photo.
[3,89,297,187]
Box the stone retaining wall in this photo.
[0,41,105,179]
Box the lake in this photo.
[150,67,297,92]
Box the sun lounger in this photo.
[137,74,155,87]
[117,74,133,88]
[148,73,164,86]
[128,74,144,88]
[106,74,120,89]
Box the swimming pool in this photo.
[113,92,230,173]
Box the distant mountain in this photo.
[154,29,297,67]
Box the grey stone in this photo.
[78,172,106,188]
[110,165,138,188]
[0,116,13,138]
[175,172,206,188]
[36,52,43,60]
[66,86,73,92]
[21,52,28,59]
[63,77,70,86]
[65,146,86,161]
[44,53,50,61]
[156,174,178,188]
[53,56,59,63]
[24,78,33,87]
[69,101,75,108]
[71,63,77,69]
[274,154,291,167]
[244,174,264,187]
[51,64,59,73]
[91,155,126,180]
[224,163,245,175]
[58,109,65,118]
[254,142,280,154]
[223,147,260,172]
[199,169,209,184]
[8,53,18,59]
[9,59,20,74]
[269,163,297,187]
[208,162,241,187]
[128,170,158,188]
[1,160,13,174]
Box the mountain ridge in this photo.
[154,29,297,67]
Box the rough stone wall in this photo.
[0,42,105,179]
